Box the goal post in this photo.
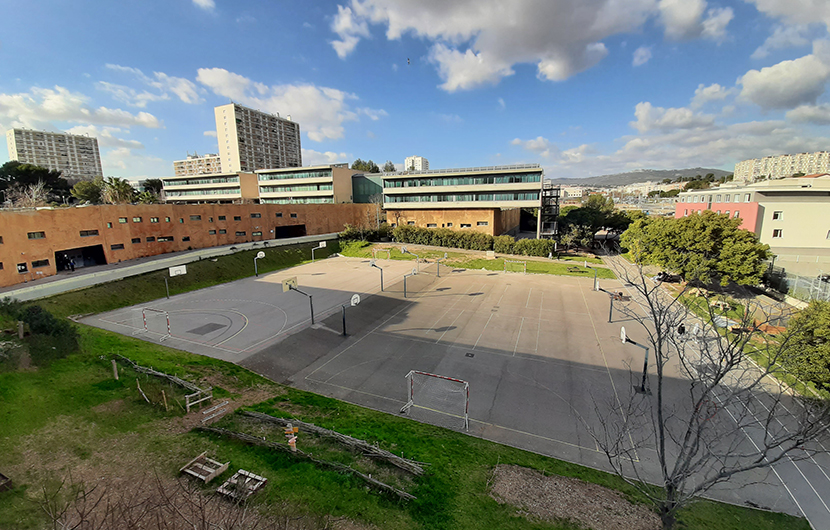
[400,370,469,431]
[503,260,527,274]
[142,308,171,342]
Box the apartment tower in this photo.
[404,155,429,172]
[6,128,103,179]
[214,103,302,173]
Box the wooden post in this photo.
[18,321,24,339]
[112,359,119,380]
[136,379,150,403]
[162,390,169,412]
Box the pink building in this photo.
[674,188,762,234]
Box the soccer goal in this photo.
[503,260,527,274]
[140,308,171,342]
[400,370,469,431]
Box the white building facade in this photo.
[404,156,429,172]
[734,152,830,182]
[173,153,222,176]
[6,128,103,179]
[215,103,302,174]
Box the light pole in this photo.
[436,252,447,277]
[621,326,651,395]
[401,246,420,272]
[404,267,417,298]
[254,251,265,277]
[311,241,327,262]
[585,264,598,291]
[370,260,384,291]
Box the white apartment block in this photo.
[560,186,585,200]
[173,153,222,176]
[404,155,429,172]
[256,164,355,205]
[162,172,256,203]
[215,103,301,173]
[734,151,830,182]
[6,128,103,179]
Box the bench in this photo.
[567,266,586,273]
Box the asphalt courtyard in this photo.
[84,255,826,526]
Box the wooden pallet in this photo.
[180,452,229,483]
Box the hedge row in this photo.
[391,226,556,257]
[339,223,392,242]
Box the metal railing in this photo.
[377,163,541,177]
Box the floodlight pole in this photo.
[254,254,264,277]
[371,262,384,291]
[585,264,598,291]
[164,277,170,299]
[622,328,651,395]
[311,243,325,263]
[436,252,447,278]
[597,287,615,323]
[404,270,417,298]
[290,286,314,325]
[402,248,420,272]
[341,305,348,336]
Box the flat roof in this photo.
[255,164,348,174]
[378,163,542,178]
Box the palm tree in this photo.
[101,177,136,204]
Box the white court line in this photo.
[513,317,525,357]
[473,313,495,350]
[424,277,478,337]
[526,288,533,309]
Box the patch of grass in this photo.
[34,241,342,319]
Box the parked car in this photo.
[655,271,682,283]
[818,274,830,283]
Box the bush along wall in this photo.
[0,299,80,366]
[391,226,556,257]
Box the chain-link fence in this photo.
[765,265,830,302]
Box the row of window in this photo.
[260,184,333,193]
[258,170,332,181]
[109,229,260,250]
[165,187,241,197]
[384,173,542,188]
[684,209,741,219]
[5,259,50,274]
[393,222,482,229]
[261,198,334,204]
[680,193,753,203]
[385,192,540,203]
[164,176,239,186]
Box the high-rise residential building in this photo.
[6,128,103,179]
[404,155,429,172]
[214,103,301,173]
[173,153,222,176]
[734,151,830,182]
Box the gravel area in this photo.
[489,465,660,530]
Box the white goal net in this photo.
[140,308,171,342]
[400,370,469,431]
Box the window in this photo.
[826,230,830,240]
[0,262,3,270]
[219,229,227,234]
[276,212,283,218]
[477,221,489,226]
[165,217,171,222]
[150,217,159,223]
[251,213,261,218]
[106,222,113,228]
[745,193,751,202]
[79,230,99,237]
[725,210,730,216]
[133,217,142,223]
[427,223,437,228]
[32,259,49,269]
[407,221,415,225]
[684,209,688,216]
[252,231,262,236]
[716,210,721,214]
[190,215,201,221]
[17,263,28,274]
[773,229,783,238]
[27,231,46,239]
[290,213,297,218]
[131,237,141,244]
[234,216,242,221]
[146,236,155,242]
[235,231,246,236]
[111,244,125,250]
[716,195,721,202]
[179,218,184,223]
[209,217,214,223]
[209,230,217,235]
[460,223,472,228]
[734,211,740,218]
[772,211,783,220]
[119,217,128,224]
[182,236,190,242]
[446,222,453,227]
[218,215,226,221]
[724,195,730,202]
[158,236,173,242]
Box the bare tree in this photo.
[6,181,50,207]
[368,193,384,229]
[590,256,830,529]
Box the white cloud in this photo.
[0,85,162,132]
[328,0,674,91]
[511,136,558,158]
[193,0,215,11]
[331,5,371,59]
[65,125,144,149]
[434,112,464,124]
[301,148,351,166]
[196,67,377,142]
[786,104,830,124]
[738,45,830,110]
[357,107,388,120]
[104,64,203,105]
[701,7,733,42]
[103,148,167,178]
[659,0,706,40]
[498,97,506,109]
[745,0,830,31]
[751,25,810,59]
[690,83,734,108]
[630,102,715,133]
[632,46,652,66]
[203,130,217,137]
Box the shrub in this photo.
[513,238,555,257]
[493,235,515,254]
[18,305,79,365]
[340,223,392,242]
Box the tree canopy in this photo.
[382,161,396,172]
[782,301,830,392]
[557,194,641,249]
[71,177,104,203]
[620,210,771,285]
[0,161,70,200]
[142,178,163,195]
[351,158,380,173]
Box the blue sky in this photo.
[2,0,830,180]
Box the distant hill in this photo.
[547,167,732,188]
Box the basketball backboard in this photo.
[282,277,298,292]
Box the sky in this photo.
[2,0,830,181]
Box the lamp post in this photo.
[585,264,598,291]
[621,326,651,395]
[254,251,265,277]
[401,246,420,272]
[370,260,384,291]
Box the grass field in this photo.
[339,241,615,279]
[0,244,812,530]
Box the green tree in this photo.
[351,159,381,173]
[0,161,70,200]
[382,161,396,172]
[621,210,771,285]
[71,177,104,203]
[101,177,136,204]
[142,178,163,195]
[683,179,709,190]
[781,301,830,391]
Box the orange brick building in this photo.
[0,203,373,288]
